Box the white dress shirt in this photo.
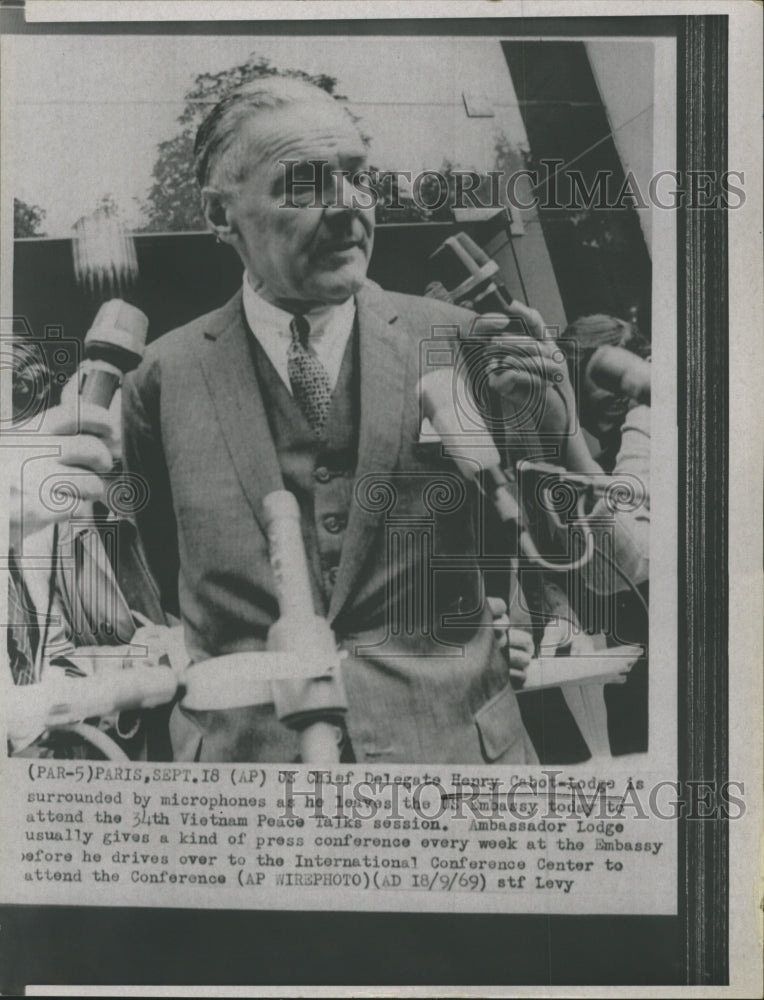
[242,274,357,394]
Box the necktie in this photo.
[287,314,333,434]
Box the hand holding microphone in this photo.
[479,333,610,479]
[419,372,539,670]
[10,301,148,538]
[420,367,522,525]
[10,401,117,538]
[65,298,149,461]
[9,488,348,764]
[419,368,596,571]
[482,333,578,438]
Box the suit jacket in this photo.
[122,279,536,764]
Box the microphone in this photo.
[78,299,149,409]
[426,231,515,314]
[419,369,597,573]
[419,368,521,525]
[7,666,178,740]
[587,345,651,405]
[262,490,346,763]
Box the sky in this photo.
[3,33,529,235]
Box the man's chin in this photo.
[309,270,367,305]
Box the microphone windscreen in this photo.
[84,299,148,365]
[262,489,314,618]
[452,231,492,269]
[262,488,301,528]
[419,369,502,480]
[428,232,496,292]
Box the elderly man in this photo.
[122,77,539,764]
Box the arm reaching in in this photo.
[10,400,117,539]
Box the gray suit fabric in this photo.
[122,280,536,764]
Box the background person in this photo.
[6,352,175,759]
[490,312,651,757]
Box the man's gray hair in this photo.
[193,76,343,189]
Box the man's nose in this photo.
[323,171,358,219]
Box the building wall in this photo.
[586,41,655,253]
[346,37,569,330]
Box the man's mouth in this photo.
[322,240,362,254]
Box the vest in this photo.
[247,323,360,615]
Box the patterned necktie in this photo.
[287,314,333,434]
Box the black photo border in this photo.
[0,8,729,991]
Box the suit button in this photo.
[327,566,339,587]
[323,514,345,534]
[314,466,331,484]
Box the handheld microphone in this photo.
[262,490,346,763]
[587,345,651,405]
[78,299,149,409]
[419,368,521,524]
[6,666,178,744]
[419,369,595,572]
[427,231,515,314]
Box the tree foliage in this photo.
[140,54,346,232]
[140,52,527,232]
[14,198,47,238]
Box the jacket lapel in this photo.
[198,291,282,537]
[328,282,409,623]
[197,283,410,622]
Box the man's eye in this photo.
[284,176,322,206]
[290,188,318,206]
[349,170,371,189]
[280,161,326,205]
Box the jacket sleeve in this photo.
[580,404,650,594]
[121,357,180,618]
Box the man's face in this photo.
[212,102,375,309]
[581,360,630,440]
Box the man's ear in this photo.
[202,187,236,243]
